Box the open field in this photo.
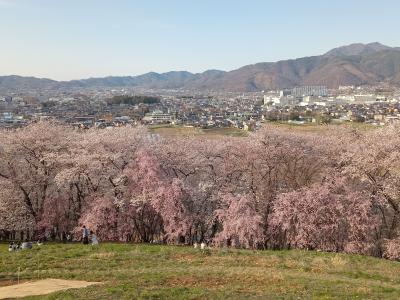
[262,121,378,133]
[148,125,249,137]
[148,123,377,138]
[1,243,400,299]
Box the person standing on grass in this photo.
[90,231,99,245]
[82,225,89,245]
[66,232,71,243]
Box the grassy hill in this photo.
[1,243,400,299]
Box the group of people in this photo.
[193,242,207,250]
[8,241,35,252]
[82,225,99,245]
[7,227,98,251]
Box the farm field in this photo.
[148,125,249,137]
[262,121,377,133]
[1,243,400,299]
[147,122,377,138]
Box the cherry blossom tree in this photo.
[270,177,377,253]
[153,137,227,243]
[214,194,265,249]
[0,121,73,238]
[338,124,400,251]
[78,150,189,243]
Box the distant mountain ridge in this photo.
[1,42,400,92]
[324,42,392,57]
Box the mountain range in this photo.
[1,42,400,92]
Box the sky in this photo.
[1,0,400,80]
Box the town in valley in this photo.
[1,84,400,130]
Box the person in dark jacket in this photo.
[82,226,89,244]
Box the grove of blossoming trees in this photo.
[0,121,399,260]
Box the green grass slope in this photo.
[1,243,400,299]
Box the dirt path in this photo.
[0,279,101,299]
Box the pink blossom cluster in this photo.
[0,121,399,260]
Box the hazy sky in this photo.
[1,0,400,80]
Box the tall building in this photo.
[279,90,292,97]
[292,86,328,97]
[142,110,173,124]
